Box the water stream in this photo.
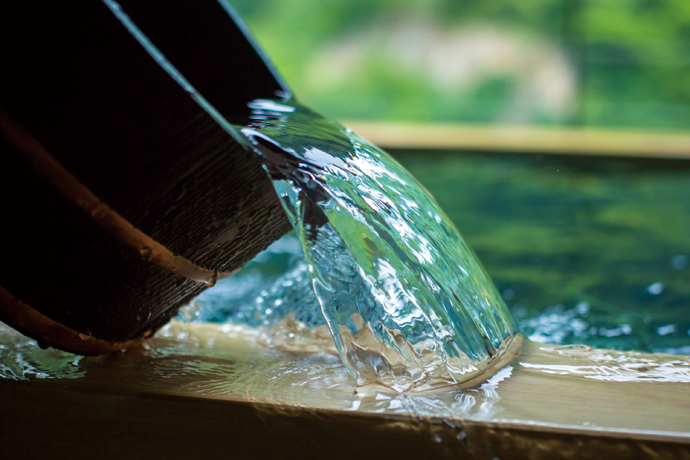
[226,98,514,391]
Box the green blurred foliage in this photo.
[231,0,690,131]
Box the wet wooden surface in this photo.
[1,321,689,459]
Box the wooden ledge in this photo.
[343,121,690,159]
[0,321,689,459]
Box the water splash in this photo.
[237,99,514,390]
[0,323,85,380]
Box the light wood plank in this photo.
[1,321,689,459]
[343,121,690,158]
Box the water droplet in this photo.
[205,271,219,287]
[458,430,468,443]
[139,246,153,262]
[647,282,664,295]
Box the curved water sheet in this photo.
[236,99,514,391]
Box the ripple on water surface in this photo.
[3,320,689,436]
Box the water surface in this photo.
[395,152,690,353]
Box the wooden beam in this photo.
[1,321,689,459]
[343,121,690,158]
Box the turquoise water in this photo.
[230,99,513,390]
[193,145,689,358]
[396,151,690,354]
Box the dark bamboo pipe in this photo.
[0,0,292,354]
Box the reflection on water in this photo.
[2,320,689,436]
[395,152,690,354]
[523,344,690,383]
[0,323,85,381]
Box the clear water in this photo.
[394,152,690,354]
[189,111,690,372]
[215,99,516,390]
[191,150,690,364]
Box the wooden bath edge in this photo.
[343,121,690,159]
[1,376,688,460]
[0,322,688,459]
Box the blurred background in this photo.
[232,0,690,131]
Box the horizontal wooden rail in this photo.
[1,321,689,459]
[343,121,690,158]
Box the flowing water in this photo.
[222,98,515,391]
[2,320,689,434]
